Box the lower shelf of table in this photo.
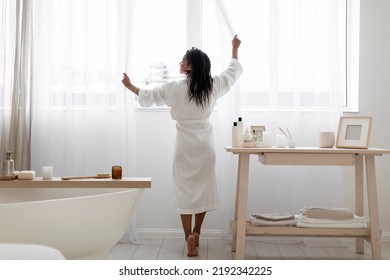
[231,220,371,238]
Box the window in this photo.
[345,0,360,111]
[201,0,360,112]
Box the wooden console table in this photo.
[0,177,151,188]
[225,146,390,260]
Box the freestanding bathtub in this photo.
[0,183,145,259]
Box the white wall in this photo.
[134,0,390,238]
[343,0,390,237]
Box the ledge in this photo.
[0,177,151,188]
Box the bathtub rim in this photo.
[0,177,152,189]
[0,187,144,205]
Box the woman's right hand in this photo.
[232,35,241,59]
[232,35,241,49]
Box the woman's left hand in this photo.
[122,73,140,95]
[122,73,131,88]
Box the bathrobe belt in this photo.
[176,119,209,125]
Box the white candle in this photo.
[42,166,53,179]
[262,131,273,147]
[318,132,335,148]
[276,134,287,148]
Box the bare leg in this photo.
[180,214,192,241]
[193,212,206,247]
[180,214,198,257]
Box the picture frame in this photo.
[336,116,372,149]
[250,125,266,142]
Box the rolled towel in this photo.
[17,170,36,180]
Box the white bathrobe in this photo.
[138,59,243,214]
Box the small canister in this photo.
[111,165,122,179]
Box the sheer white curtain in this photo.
[0,0,15,170]
[205,0,346,234]
[31,0,141,243]
[31,0,136,178]
[0,0,33,172]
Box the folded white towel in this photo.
[251,213,295,221]
[296,214,368,229]
[300,205,349,213]
[250,215,297,226]
[301,209,355,220]
[296,221,368,229]
[298,214,366,224]
[17,170,36,180]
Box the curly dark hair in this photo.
[184,48,213,108]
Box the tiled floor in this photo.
[109,237,390,260]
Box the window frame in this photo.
[344,0,360,112]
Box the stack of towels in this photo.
[250,213,297,226]
[296,206,368,228]
[249,206,368,229]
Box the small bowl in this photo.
[243,141,254,148]
[254,142,263,148]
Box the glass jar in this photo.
[111,165,122,179]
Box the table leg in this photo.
[231,162,239,252]
[355,155,364,254]
[232,153,250,260]
[365,156,382,259]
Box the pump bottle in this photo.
[237,117,243,146]
[232,122,240,147]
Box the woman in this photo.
[122,35,243,257]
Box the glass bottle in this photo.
[3,151,15,175]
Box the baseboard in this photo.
[381,231,390,241]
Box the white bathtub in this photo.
[0,187,142,259]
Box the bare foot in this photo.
[187,234,198,257]
[193,232,200,247]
